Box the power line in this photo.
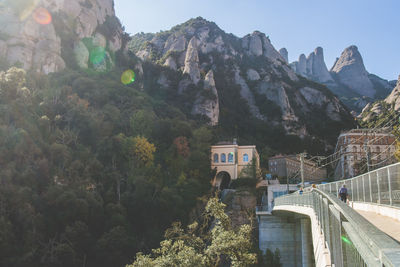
[313,109,399,164]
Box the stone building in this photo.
[334,128,397,179]
[268,154,327,183]
[211,140,260,189]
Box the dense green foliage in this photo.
[0,66,215,267]
[127,197,257,267]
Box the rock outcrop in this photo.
[0,0,124,74]
[183,37,201,84]
[359,75,400,122]
[309,47,333,83]
[331,45,374,97]
[242,31,286,63]
[291,47,332,83]
[384,75,400,110]
[192,70,219,125]
[279,48,288,63]
[222,190,256,228]
[234,68,263,120]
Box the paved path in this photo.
[357,210,400,243]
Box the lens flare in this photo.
[341,236,352,245]
[121,70,135,85]
[33,7,52,25]
[90,47,106,65]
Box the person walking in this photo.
[338,184,348,202]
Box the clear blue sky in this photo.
[115,0,399,80]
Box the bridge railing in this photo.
[274,189,400,267]
[318,162,400,207]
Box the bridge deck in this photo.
[357,210,400,243]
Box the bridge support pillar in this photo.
[300,218,313,267]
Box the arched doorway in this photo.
[216,171,231,190]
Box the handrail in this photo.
[274,189,400,267]
[317,162,400,208]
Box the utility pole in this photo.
[300,152,306,188]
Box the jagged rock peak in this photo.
[308,46,333,83]
[279,48,288,63]
[331,45,367,73]
[331,45,375,97]
[241,31,285,62]
[290,47,332,83]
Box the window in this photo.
[221,153,226,163]
[243,153,249,162]
[213,153,219,163]
[228,152,234,163]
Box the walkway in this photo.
[357,210,400,243]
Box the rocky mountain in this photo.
[290,45,395,112]
[130,17,355,144]
[0,0,126,73]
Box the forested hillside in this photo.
[0,62,216,266]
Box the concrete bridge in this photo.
[262,162,400,266]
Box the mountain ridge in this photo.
[289,45,395,112]
[129,17,356,146]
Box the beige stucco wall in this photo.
[211,144,260,187]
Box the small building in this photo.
[333,128,397,179]
[256,179,299,211]
[268,154,327,183]
[211,140,260,189]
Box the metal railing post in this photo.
[356,178,360,201]
[351,179,354,201]
[362,175,366,202]
[368,173,372,202]
[336,183,339,197]
[387,168,393,206]
[377,171,381,204]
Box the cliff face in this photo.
[290,45,394,113]
[130,17,355,141]
[0,0,124,73]
[222,190,257,228]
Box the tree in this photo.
[173,136,190,158]
[132,136,156,167]
[130,110,156,137]
[127,197,257,267]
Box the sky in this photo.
[115,0,400,81]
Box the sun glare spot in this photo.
[33,7,52,25]
[121,70,135,85]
